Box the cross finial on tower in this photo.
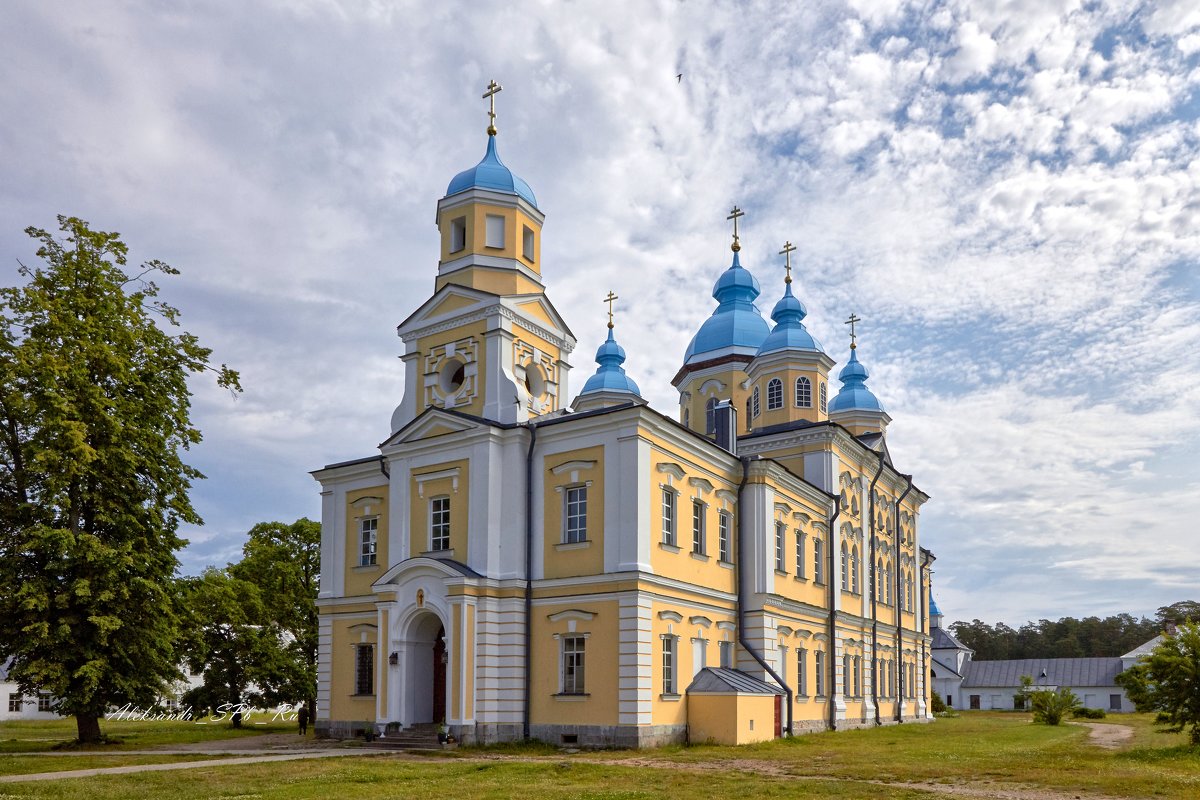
[482,79,503,136]
[727,206,744,252]
[604,290,619,329]
[845,313,861,350]
[779,241,797,285]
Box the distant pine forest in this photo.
[949,600,1199,661]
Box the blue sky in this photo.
[2,0,1197,626]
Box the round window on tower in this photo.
[524,362,545,398]
[439,358,466,394]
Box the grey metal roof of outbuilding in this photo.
[931,626,971,652]
[1121,635,1164,659]
[686,667,783,695]
[961,658,1123,689]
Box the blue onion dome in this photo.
[446,134,537,207]
[929,594,942,618]
[828,348,885,412]
[683,252,771,364]
[755,282,824,355]
[580,328,642,396]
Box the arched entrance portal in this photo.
[401,611,448,725]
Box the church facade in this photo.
[312,85,935,747]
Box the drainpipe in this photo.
[378,455,390,479]
[523,421,538,741]
[867,451,885,726]
[893,473,913,722]
[825,487,840,732]
[919,547,934,719]
[736,457,793,737]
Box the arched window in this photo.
[751,386,761,418]
[876,558,884,601]
[705,397,718,434]
[885,562,893,604]
[766,378,783,410]
[683,408,690,428]
[840,541,849,591]
[819,382,828,413]
[907,572,914,610]
[795,376,812,407]
[851,546,860,594]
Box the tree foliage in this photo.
[0,216,239,743]
[1030,686,1080,726]
[180,519,320,719]
[1116,622,1200,745]
[949,612,1167,660]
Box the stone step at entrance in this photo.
[362,722,447,751]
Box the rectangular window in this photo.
[662,635,677,695]
[774,522,786,572]
[7,694,22,713]
[562,636,586,695]
[815,650,825,696]
[354,644,374,695]
[719,640,734,669]
[1109,694,1121,711]
[813,537,824,584]
[485,214,505,248]
[564,486,587,543]
[718,511,731,562]
[692,637,707,676]
[359,517,378,566]
[843,654,852,696]
[854,656,861,697]
[692,501,705,554]
[661,489,676,546]
[37,692,52,713]
[450,216,466,252]
[795,530,805,577]
[430,496,450,551]
[888,661,895,697]
[797,647,808,696]
[522,225,535,261]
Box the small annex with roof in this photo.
[312,82,937,748]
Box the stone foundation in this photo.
[529,723,686,749]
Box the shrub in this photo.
[931,691,947,714]
[1072,707,1106,719]
[1031,687,1080,725]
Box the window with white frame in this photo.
[7,693,22,713]
[766,378,783,410]
[450,216,466,252]
[853,656,861,697]
[797,647,808,696]
[751,386,760,418]
[795,529,806,577]
[843,653,852,696]
[840,541,850,591]
[37,692,52,712]
[813,537,824,584]
[692,500,706,555]
[718,511,731,562]
[775,521,786,572]
[819,382,827,413]
[522,225,535,261]
[661,488,676,546]
[906,571,914,610]
[885,562,893,604]
[795,376,812,407]
[430,496,450,551]
[485,214,505,248]
[851,545,860,594]
[562,635,586,695]
[661,635,677,695]
[719,639,734,668]
[692,637,707,676]
[815,650,826,696]
[354,644,374,695]
[564,485,587,543]
[705,397,718,435]
[359,517,378,566]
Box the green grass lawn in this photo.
[0,712,1195,799]
[0,717,297,753]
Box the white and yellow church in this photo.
[312,84,935,747]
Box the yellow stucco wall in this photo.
[328,615,377,723]
[415,321,488,418]
[409,459,471,558]
[344,486,389,597]
[543,445,606,579]
[688,693,778,745]
[530,599,620,727]
[438,201,542,273]
[678,365,753,436]
[750,366,830,430]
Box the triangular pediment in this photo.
[501,293,575,342]
[381,406,486,448]
[397,284,499,335]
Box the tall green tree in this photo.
[1117,622,1200,745]
[0,216,239,743]
[227,518,320,710]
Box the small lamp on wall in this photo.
[389,652,399,666]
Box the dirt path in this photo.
[1075,722,1134,749]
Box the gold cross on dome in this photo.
[727,206,744,252]
[604,290,619,329]
[779,241,797,284]
[482,79,503,135]
[845,313,862,350]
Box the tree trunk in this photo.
[76,712,102,744]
